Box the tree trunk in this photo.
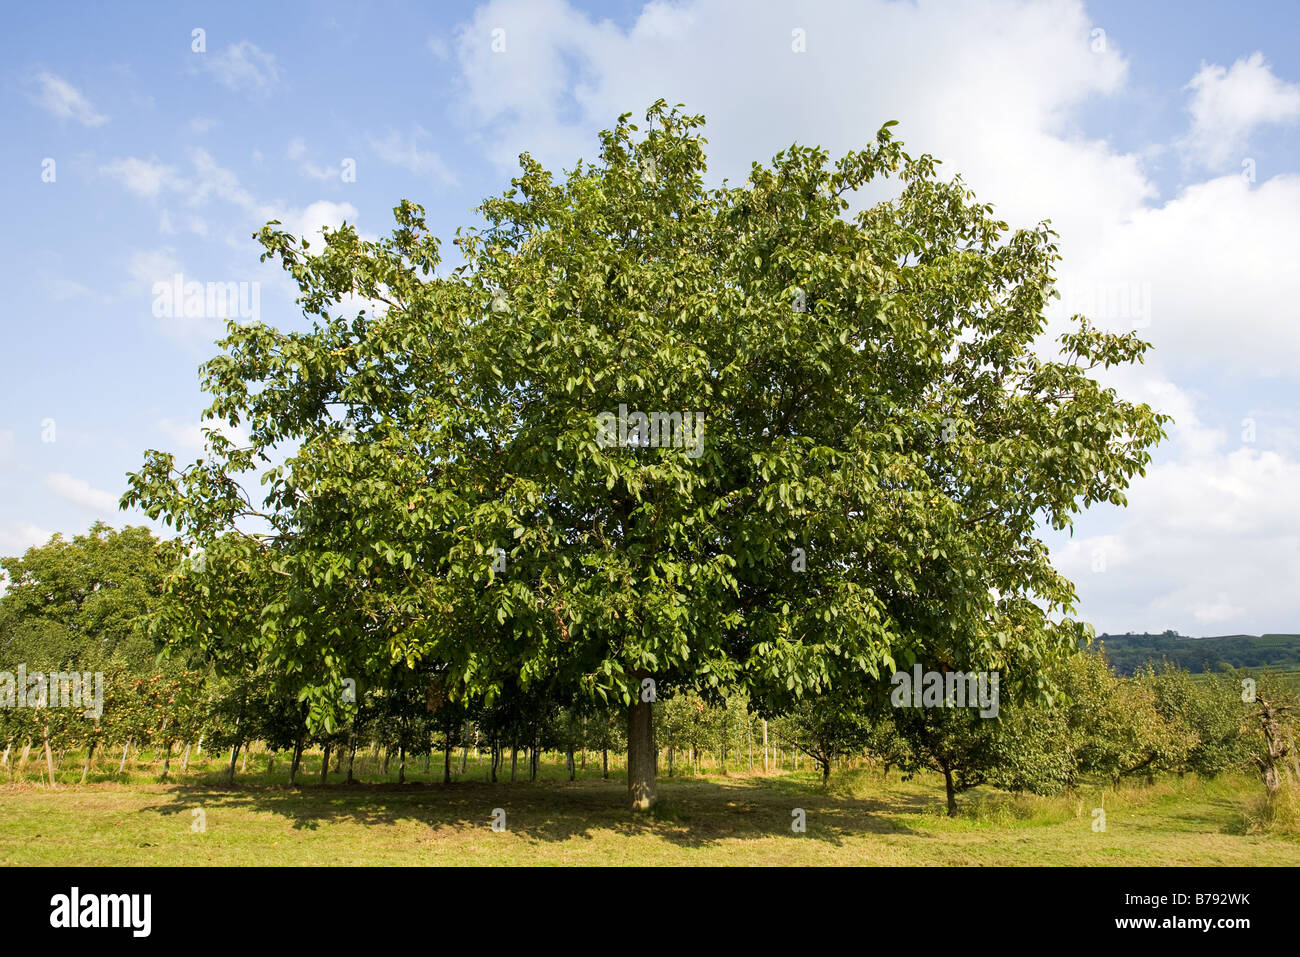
[398,743,406,784]
[43,726,57,788]
[1253,696,1294,798]
[667,742,674,778]
[627,695,656,811]
[602,747,609,780]
[346,737,357,783]
[289,734,305,785]
[762,720,769,773]
[18,740,32,779]
[444,723,453,784]
[320,742,332,784]
[241,744,248,773]
[943,767,958,817]
[181,742,191,772]
[227,743,238,783]
[80,740,96,784]
[567,743,576,782]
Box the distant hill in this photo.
[1087,631,1300,676]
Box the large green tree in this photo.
[0,523,165,673]
[125,101,1166,810]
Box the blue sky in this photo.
[3,0,1299,636]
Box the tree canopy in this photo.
[124,101,1168,809]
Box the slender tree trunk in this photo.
[398,743,406,784]
[567,743,575,781]
[627,694,656,811]
[346,736,358,784]
[943,767,958,817]
[43,726,57,788]
[226,742,238,783]
[240,744,248,773]
[196,734,203,755]
[510,732,518,784]
[762,720,769,773]
[602,747,609,780]
[321,742,332,784]
[667,742,674,778]
[80,740,96,784]
[289,733,305,785]
[1252,696,1293,798]
[181,742,191,772]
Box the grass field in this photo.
[2,748,1296,865]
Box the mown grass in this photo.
[1,748,1295,865]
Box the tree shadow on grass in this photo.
[138,775,929,850]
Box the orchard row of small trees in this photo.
[3,645,1295,819]
[3,525,1296,816]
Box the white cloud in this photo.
[368,129,458,185]
[201,40,281,98]
[1045,172,1300,376]
[0,522,52,560]
[186,147,274,219]
[1182,52,1300,169]
[286,138,343,182]
[1050,378,1300,636]
[157,418,249,456]
[285,200,360,242]
[101,157,175,198]
[28,71,108,126]
[43,473,119,513]
[450,0,1148,262]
